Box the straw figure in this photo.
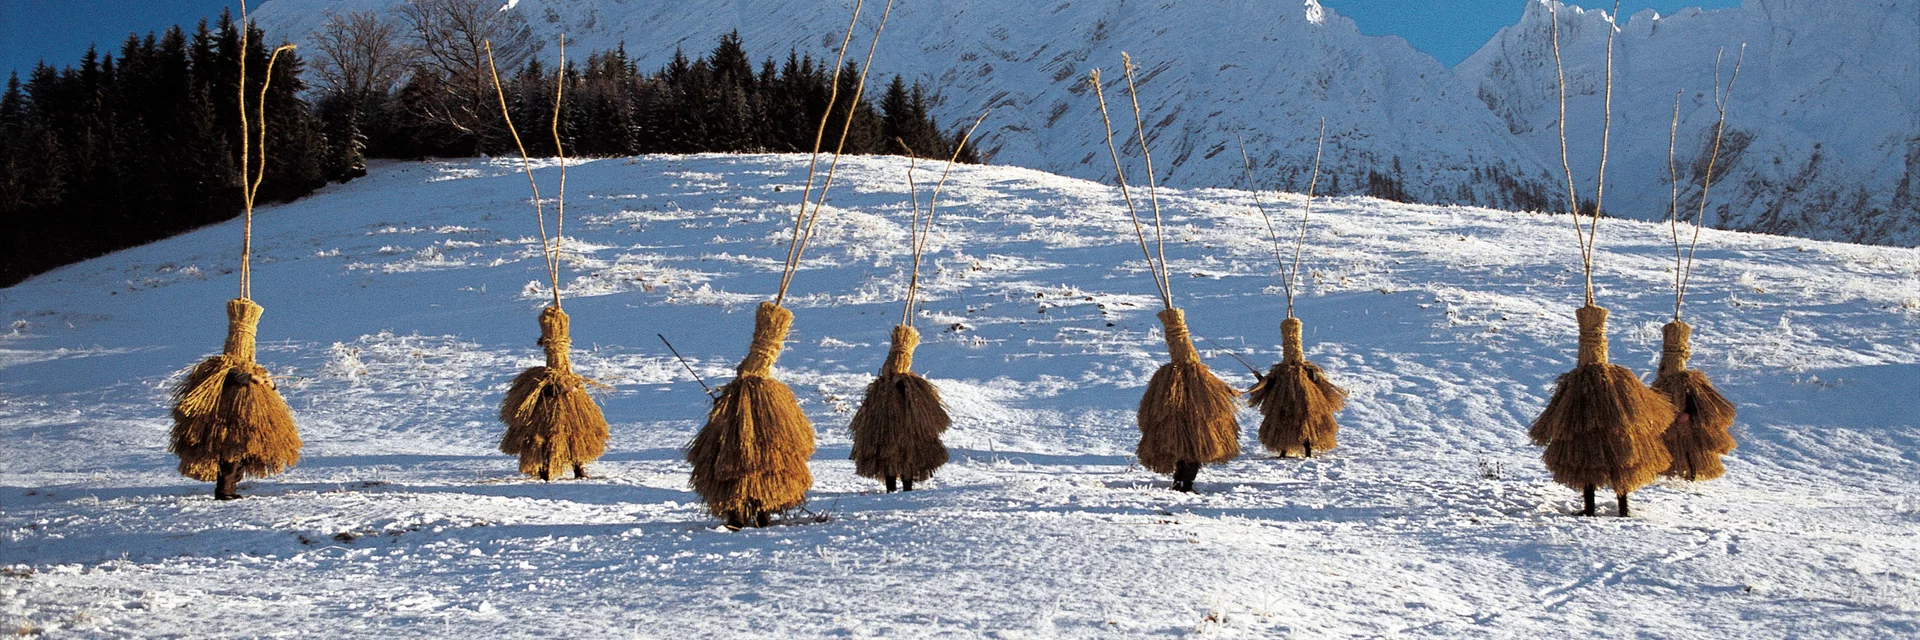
[168,8,302,501]
[1241,124,1347,458]
[846,120,987,493]
[1089,57,1240,493]
[688,0,895,528]
[1528,2,1675,517]
[487,38,610,481]
[1653,49,1744,482]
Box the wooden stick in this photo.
[778,0,867,288]
[1119,53,1172,307]
[1285,120,1327,317]
[1675,44,1744,319]
[1087,68,1170,309]
[779,0,897,304]
[486,38,567,308]
[900,110,991,325]
[235,2,294,300]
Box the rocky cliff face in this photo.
[1458,0,1920,245]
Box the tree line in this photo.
[2,0,975,286]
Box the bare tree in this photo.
[395,0,532,147]
[311,10,411,103]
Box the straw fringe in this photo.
[1529,305,1675,493]
[1249,317,1346,456]
[498,306,609,479]
[687,302,815,518]
[168,298,301,481]
[1135,308,1241,475]
[849,325,950,482]
[1651,321,1737,481]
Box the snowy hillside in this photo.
[252,0,1920,246]
[1458,0,1920,246]
[4,155,1919,636]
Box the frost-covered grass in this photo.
[2,154,1918,637]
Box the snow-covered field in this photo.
[3,154,1918,637]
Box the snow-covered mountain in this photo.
[1458,0,1920,245]
[6,154,1919,636]
[252,0,1919,245]
[255,0,1563,210]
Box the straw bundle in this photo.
[849,325,950,491]
[687,0,896,526]
[485,38,609,481]
[167,20,300,500]
[170,298,302,498]
[1530,305,1674,510]
[499,306,609,480]
[1530,2,1675,517]
[687,302,815,527]
[1135,308,1242,482]
[1250,317,1346,457]
[1651,321,1737,480]
[1089,56,1241,492]
[1653,49,1743,483]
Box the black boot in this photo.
[1581,485,1596,517]
[572,463,589,479]
[754,512,772,528]
[1303,441,1314,458]
[1173,461,1200,493]
[214,460,241,501]
[1617,493,1631,518]
[902,478,915,492]
[885,476,898,493]
[724,511,747,530]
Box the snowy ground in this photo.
[3,154,1918,637]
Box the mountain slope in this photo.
[255,0,1563,210]
[1457,0,1920,244]
[4,155,1919,636]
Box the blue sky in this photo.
[1,1,1746,78]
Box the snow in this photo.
[5,154,1920,636]
[1457,0,1920,245]
[252,0,1920,244]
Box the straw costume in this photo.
[1653,50,1743,482]
[1528,2,1675,517]
[167,18,302,501]
[1241,124,1348,458]
[846,118,987,493]
[484,39,611,482]
[1089,56,1240,492]
[688,0,896,528]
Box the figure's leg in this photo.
[1581,485,1596,517]
[885,476,898,493]
[1617,493,1631,518]
[724,511,747,530]
[754,511,772,528]
[215,460,241,500]
[572,463,589,479]
[1173,461,1200,492]
[1303,441,1313,458]
[902,478,914,492]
